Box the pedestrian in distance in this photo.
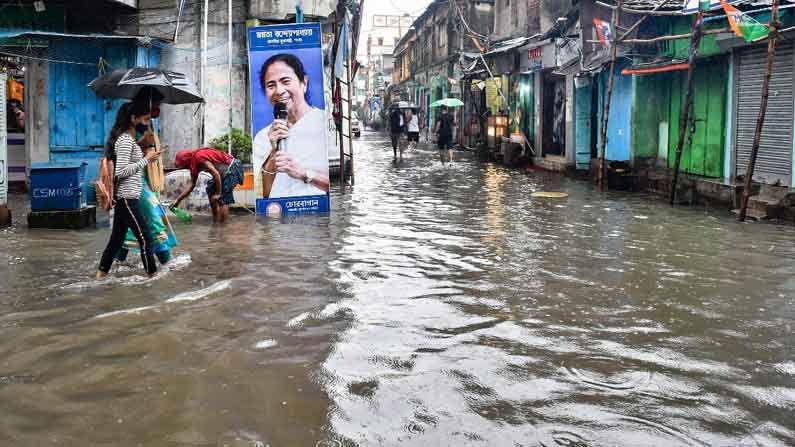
[419,110,427,142]
[96,101,162,279]
[406,108,420,150]
[388,106,404,159]
[435,105,455,164]
[172,148,244,224]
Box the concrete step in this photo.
[28,206,96,230]
[734,201,786,220]
[733,206,772,220]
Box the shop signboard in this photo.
[520,42,556,73]
[485,78,502,114]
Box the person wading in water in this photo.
[388,106,405,159]
[434,105,455,164]
[96,101,161,279]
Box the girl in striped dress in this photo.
[96,102,162,279]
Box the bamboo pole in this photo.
[617,0,673,41]
[669,9,705,205]
[738,0,781,221]
[588,27,729,45]
[597,0,621,188]
[596,0,687,16]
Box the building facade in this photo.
[393,0,494,139]
[0,0,157,195]
[392,0,795,203]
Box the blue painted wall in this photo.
[575,80,593,169]
[48,40,160,191]
[136,46,161,68]
[597,64,632,162]
[49,40,138,151]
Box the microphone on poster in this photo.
[274,102,288,152]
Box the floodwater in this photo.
[1,131,794,446]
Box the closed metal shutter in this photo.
[734,42,794,186]
[0,72,7,206]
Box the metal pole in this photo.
[174,0,187,43]
[347,52,354,185]
[738,0,781,221]
[228,0,233,155]
[338,79,346,190]
[201,0,208,145]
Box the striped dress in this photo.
[114,133,149,199]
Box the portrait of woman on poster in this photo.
[252,53,330,199]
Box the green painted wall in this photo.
[632,72,672,158]
[662,16,722,59]
[429,75,449,127]
[631,57,728,177]
[667,57,728,178]
[519,73,535,148]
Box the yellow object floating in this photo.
[531,191,569,199]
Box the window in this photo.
[438,21,447,48]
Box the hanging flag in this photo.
[593,18,613,49]
[720,0,769,42]
[684,0,721,14]
[334,14,349,80]
[295,0,304,23]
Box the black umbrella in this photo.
[88,68,203,104]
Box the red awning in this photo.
[622,63,690,76]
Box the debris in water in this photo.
[531,191,569,199]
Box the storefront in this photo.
[2,59,26,186]
[733,41,795,186]
[519,41,561,159]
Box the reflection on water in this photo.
[1,132,794,446]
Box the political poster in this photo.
[248,23,331,216]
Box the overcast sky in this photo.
[357,0,433,54]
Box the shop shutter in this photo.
[734,42,794,186]
[0,72,7,206]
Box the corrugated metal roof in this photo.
[484,37,532,56]
[620,0,687,9]
[0,31,155,42]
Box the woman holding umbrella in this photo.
[96,101,162,279]
[114,89,180,266]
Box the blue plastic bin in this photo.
[30,162,88,211]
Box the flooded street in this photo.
[1,130,795,446]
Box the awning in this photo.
[0,30,155,43]
[622,60,690,75]
[106,0,137,7]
